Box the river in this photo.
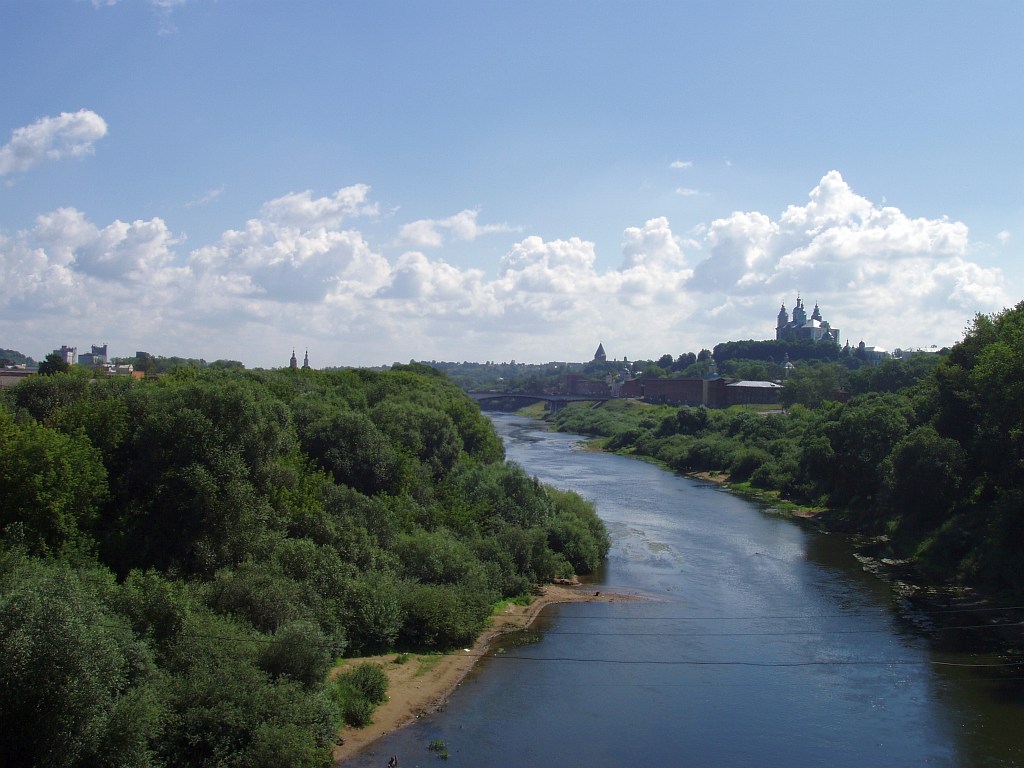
[344,414,1024,767]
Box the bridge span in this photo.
[467,392,608,410]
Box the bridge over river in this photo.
[467,392,607,410]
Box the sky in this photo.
[1,1,1021,368]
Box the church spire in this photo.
[289,349,298,369]
[777,302,788,328]
[302,349,310,370]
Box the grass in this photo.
[428,738,450,759]
[413,653,444,678]
[491,594,533,615]
[726,480,825,520]
[515,402,548,419]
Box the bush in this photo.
[729,448,769,483]
[749,456,797,491]
[331,662,389,728]
[400,583,492,649]
[336,686,375,727]
[340,662,388,705]
[259,620,333,688]
[677,435,734,472]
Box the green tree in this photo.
[301,409,404,495]
[0,406,108,555]
[38,351,70,376]
[259,620,333,688]
[885,425,965,530]
[0,556,162,768]
[781,363,843,409]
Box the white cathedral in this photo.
[776,296,840,345]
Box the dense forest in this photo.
[550,302,1024,601]
[0,363,608,768]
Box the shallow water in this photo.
[343,415,1024,767]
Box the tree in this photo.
[885,425,965,529]
[301,410,403,495]
[38,351,70,376]
[824,393,912,507]
[0,556,161,768]
[0,406,108,555]
[780,363,842,409]
[672,352,697,371]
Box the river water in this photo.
[344,414,1024,767]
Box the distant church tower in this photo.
[289,349,298,369]
[594,342,607,362]
[302,349,310,370]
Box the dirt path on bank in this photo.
[332,584,643,764]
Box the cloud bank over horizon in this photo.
[0,167,1008,367]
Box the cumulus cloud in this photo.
[190,218,390,303]
[33,208,181,282]
[260,185,378,229]
[670,160,693,169]
[0,206,188,349]
[398,209,519,248]
[685,171,1005,349]
[0,172,1012,366]
[0,110,108,176]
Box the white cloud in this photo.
[997,230,1011,244]
[190,217,391,303]
[0,110,108,176]
[621,217,688,272]
[398,209,519,248]
[670,160,693,170]
[32,207,180,282]
[260,185,378,229]
[184,185,225,208]
[397,219,444,248]
[89,0,190,7]
[685,171,1004,349]
[675,187,700,197]
[0,173,1011,366]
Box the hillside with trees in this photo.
[549,302,1024,601]
[0,363,608,768]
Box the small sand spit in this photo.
[332,584,643,764]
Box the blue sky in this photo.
[2,0,1021,367]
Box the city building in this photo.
[53,345,77,365]
[77,344,109,366]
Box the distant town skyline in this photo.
[2,2,1021,368]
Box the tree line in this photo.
[551,302,1024,601]
[0,362,609,768]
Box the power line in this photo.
[534,604,1024,621]
[528,622,1024,638]
[475,653,1024,670]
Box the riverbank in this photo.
[332,584,643,765]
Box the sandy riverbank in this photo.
[332,584,642,765]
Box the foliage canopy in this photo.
[0,363,609,767]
